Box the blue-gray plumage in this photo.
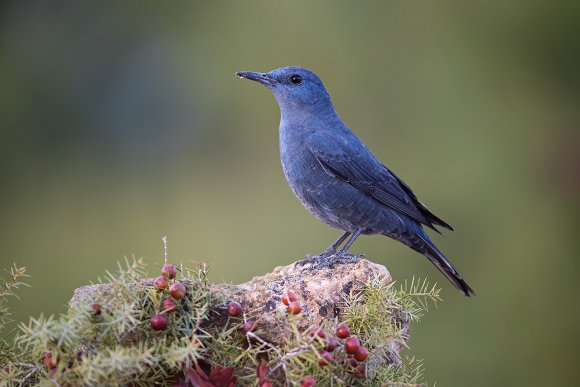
[236,66,474,296]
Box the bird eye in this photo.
[290,74,302,84]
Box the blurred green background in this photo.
[1,1,579,385]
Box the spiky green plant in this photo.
[0,264,30,383]
[0,259,440,386]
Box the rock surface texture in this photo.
[70,258,404,348]
[227,258,392,338]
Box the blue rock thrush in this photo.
[236,66,474,296]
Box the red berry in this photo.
[286,290,297,302]
[310,326,326,339]
[281,293,289,306]
[336,324,350,339]
[326,336,338,352]
[256,362,268,379]
[354,346,369,362]
[150,314,168,330]
[287,301,302,315]
[345,336,360,354]
[43,353,57,369]
[353,363,365,378]
[318,350,333,367]
[301,376,317,387]
[154,276,167,290]
[91,303,101,315]
[261,381,272,387]
[169,282,186,300]
[243,320,257,333]
[347,357,358,368]
[162,298,177,313]
[227,301,242,317]
[161,264,177,279]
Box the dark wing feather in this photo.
[386,166,454,231]
[307,131,453,232]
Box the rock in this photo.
[226,258,392,339]
[70,258,402,350]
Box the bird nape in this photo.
[236,66,475,297]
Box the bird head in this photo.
[236,66,334,116]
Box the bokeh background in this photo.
[1,1,579,386]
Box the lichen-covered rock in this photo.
[227,258,392,340]
[8,257,435,386]
[70,258,396,346]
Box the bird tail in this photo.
[403,232,475,297]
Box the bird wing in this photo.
[307,131,453,232]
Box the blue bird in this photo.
[237,66,474,296]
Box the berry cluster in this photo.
[226,292,319,386]
[280,290,369,380]
[311,323,368,378]
[150,263,185,331]
[281,290,302,315]
[226,301,258,334]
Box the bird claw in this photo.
[295,253,364,271]
[336,253,365,263]
[294,255,324,267]
[294,249,335,267]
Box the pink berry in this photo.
[345,336,360,354]
[154,276,167,290]
[43,352,58,369]
[336,324,350,339]
[310,326,326,338]
[288,301,302,315]
[326,336,338,352]
[261,381,272,387]
[301,376,317,387]
[318,350,333,367]
[150,314,168,330]
[354,346,369,362]
[227,301,242,317]
[282,290,297,306]
[162,298,177,313]
[353,363,365,378]
[243,320,257,333]
[281,293,289,306]
[286,290,297,302]
[169,282,186,300]
[161,264,177,279]
[91,303,101,315]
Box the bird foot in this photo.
[294,255,325,267]
[294,249,335,267]
[295,253,365,271]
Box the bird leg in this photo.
[297,229,365,270]
[317,231,352,257]
[335,228,363,258]
[295,231,351,267]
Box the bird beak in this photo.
[236,71,276,87]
